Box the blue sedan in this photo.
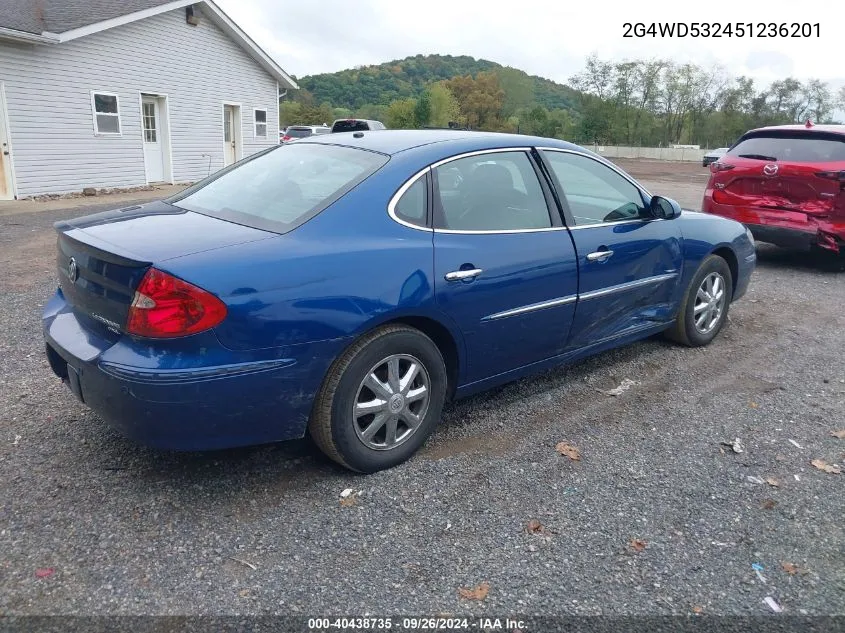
[42,131,756,472]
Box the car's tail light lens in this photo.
[712,188,731,204]
[814,170,845,182]
[710,162,735,173]
[126,268,227,338]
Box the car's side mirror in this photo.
[649,195,682,220]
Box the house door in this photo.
[141,96,165,182]
[0,84,14,200]
[223,104,239,166]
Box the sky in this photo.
[216,0,844,99]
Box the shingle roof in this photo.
[0,0,175,35]
[0,0,298,89]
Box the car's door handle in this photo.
[587,250,614,262]
[445,268,483,281]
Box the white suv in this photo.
[281,125,331,143]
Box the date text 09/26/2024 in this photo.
[623,22,820,38]
[307,617,526,631]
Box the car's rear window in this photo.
[285,127,313,138]
[332,120,370,133]
[727,132,845,162]
[168,144,388,233]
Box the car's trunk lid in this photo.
[55,201,273,336]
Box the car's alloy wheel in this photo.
[665,254,733,347]
[693,272,727,334]
[352,354,431,451]
[309,324,447,473]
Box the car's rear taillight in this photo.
[814,170,845,182]
[710,162,735,173]
[126,268,227,338]
[282,135,292,142]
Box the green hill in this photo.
[296,54,581,114]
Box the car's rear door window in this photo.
[727,132,845,162]
[169,144,388,233]
[432,151,552,231]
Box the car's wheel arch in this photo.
[708,245,739,299]
[323,310,466,402]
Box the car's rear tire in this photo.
[665,254,733,347]
[309,324,447,473]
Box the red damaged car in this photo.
[702,121,845,259]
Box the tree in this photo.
[577,99,614,144]
[495,66,535,117]
[332,107,353,121]
[570,53,614,100]
[296,102,333,126]
[414,90,432,127]
[356,103,387,121]
[521,106,549,136]
[612,61,638,144]
[385,98,418,129]
[803,79,833,123]
[428,83,461,127]
[279,101,302,126]
[444,71,505,129]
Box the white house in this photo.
[0,0,297,199]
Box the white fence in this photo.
[590,145,709,162]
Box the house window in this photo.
[91,92,121,135]
[253,109,267,138]
[142,102,156,142]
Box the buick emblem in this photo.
[763,163,779,177]
[67,257,79,283]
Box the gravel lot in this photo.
[1,160,843,618]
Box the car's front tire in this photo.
[666,254,733,347]
[309,324,447,473]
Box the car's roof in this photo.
[745,123,845,136]
[300,129,585,157]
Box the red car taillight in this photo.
[814,170,845,182]
[710,161,735,173]
[126,268,227,338]
[282,135,292,142]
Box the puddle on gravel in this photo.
[421,432,514,461]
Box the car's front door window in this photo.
[543,151,648,226]
[433,151,552,231]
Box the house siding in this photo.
[0,8,280,197]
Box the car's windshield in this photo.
[728,133,845,162]
[169,144,388,233]
[333,120,370,133]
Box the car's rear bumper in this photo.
[42,290,346,450]
[702,197,845,254]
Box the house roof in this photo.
[0,0,298,89]
[0,0,176,35]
